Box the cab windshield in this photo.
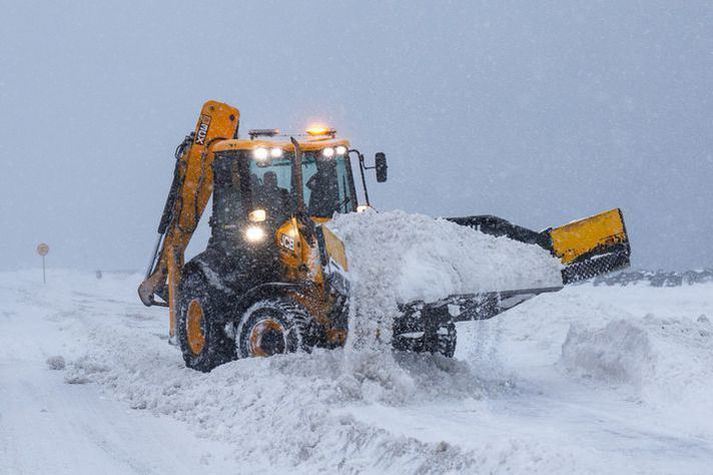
[248,151,355,220]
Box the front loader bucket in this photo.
[447,208,631,285]
[396,209,630,356]
[547,208,630,283]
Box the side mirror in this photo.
[375,152,388,182]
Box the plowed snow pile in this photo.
[560,313,713,425]
[329,209,562,351]
[561,320,656,385]
[330,209,562,304]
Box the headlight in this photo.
[322,147,335,158]
[270,147,283,158]
[249,209,266,222]
[245,225,266,242]
[335,145,347,155]
[253,147,269,160]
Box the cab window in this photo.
[303,153,355,217]
[248,156,294,223]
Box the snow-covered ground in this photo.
[1,269,712,474]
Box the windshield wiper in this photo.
[336,196,351,212]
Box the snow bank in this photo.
[638,314,713,409]
[64,339,496,472]
[46,355,66,370]
[560,313,713,420]
[561,320,655,385]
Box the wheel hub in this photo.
[249,319,286,357]
[186,299,206,355]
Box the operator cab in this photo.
[211,129,369,244]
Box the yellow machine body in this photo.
[138,99,631,370]
[550,209,629,264]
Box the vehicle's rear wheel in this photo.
[177,271,235,371]
[236,297,313,358]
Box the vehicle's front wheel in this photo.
[235,297,313,358]
[177,271,235,372]
[392,314,457,358]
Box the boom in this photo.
[138,101,240,334]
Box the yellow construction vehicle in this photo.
[139,100,631,371]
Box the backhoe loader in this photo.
[139,100,631,371]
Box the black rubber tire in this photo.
[176,271,235,372]
[392,320,457,358]
[235,297,313,359]
[431,321,457,358]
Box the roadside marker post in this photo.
[37,243,49,284]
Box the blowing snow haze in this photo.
[1,1,711,271]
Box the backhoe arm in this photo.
[138,100,240,307]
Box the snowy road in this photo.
[0,272,237,474]
[1,269,712,474]
[0,362,235,474]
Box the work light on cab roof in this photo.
[321,145,347,158]
[306,126,337,138]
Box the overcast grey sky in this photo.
[1,0,711,271]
